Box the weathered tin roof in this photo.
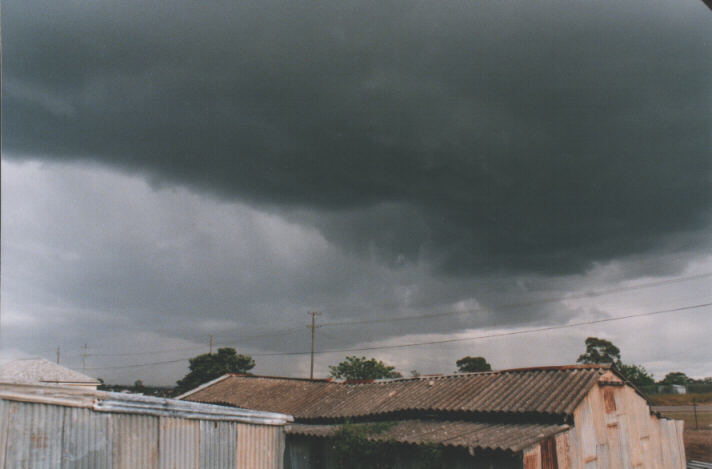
[183,364,610,420]
[0,358,99,386]
[0,382,293,425]
[288,420,569,453]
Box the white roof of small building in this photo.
[0,358,99,386]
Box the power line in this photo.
[33,271,712,361]
[85,358,190,370]
[86,328,304,358]
[82,301,711,369]
[209,326,304,341]
[88,346,208,357]
[253,301,712,356]
[318,272,712,328]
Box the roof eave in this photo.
[175,374,233,400]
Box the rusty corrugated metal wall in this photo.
[522,370,687,469]
[0,397,286,469]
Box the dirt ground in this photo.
[684,429,712,462]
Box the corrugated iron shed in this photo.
[288,420,569,453]
[0,383,293,469]
[183,364,610,420]
[0,382,293,424]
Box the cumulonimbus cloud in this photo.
[3,0,710,276]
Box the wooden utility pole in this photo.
[56,346,60,364]
[82,343,88,373]
[209,335,214,355]
[308,312,321,380]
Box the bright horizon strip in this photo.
[82,301,712,369]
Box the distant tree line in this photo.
[577,336,711,391]
[97,379,174,397]
[102,337,708,396]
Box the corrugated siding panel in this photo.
[524,444,541,469]
[554,432,571,469]
[563,426,580,469]
[237,423,284,469]
[573,398,596,463]
[617,416,632,468]
[159,417,200,469]
[540,437,558,469]
[0,399,9,469]
[0,396,284,469]
[111,413,159,469]
[4,401,65,469]
[61,407,112,469]
[660,418,686,469]
[200,420,237,469]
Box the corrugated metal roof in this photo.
[0,358,99,386]
[0,382,293,425]
[183,365,609,420]
[288,420,569,453]
[688,461,712,469]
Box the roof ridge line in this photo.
[342,364,611,385]
[221,364,611,386]
[227,373,333,383]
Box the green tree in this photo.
[659,372,690,386]
[692,377,712,385]
[329,356,402,380]
[618,363,654,387]
[455,356,492,373]
[175,347,255,394]
[577,337,621,365]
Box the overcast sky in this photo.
[1,0,710,385]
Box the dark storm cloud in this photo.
[3,0,711,276]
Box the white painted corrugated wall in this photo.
[0,398,286,469]
[112,413,159,468]
[200,420,237,468]
[62,407,113,469]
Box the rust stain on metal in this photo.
[555,433,571,469]
[603,388,616,414]
[541,437,559,469]
[30,431,48,449]
[525,452,540,469]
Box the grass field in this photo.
[648,392,712,406]
[660,410,712,430]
